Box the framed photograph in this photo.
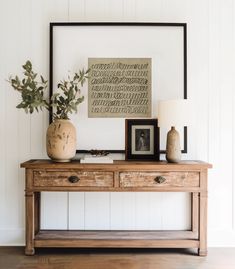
[49,22,187,153]
[125,119,159,161]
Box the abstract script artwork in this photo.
[88,58,152,118]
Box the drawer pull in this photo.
[154,176,166,184]
[68,176,80,183]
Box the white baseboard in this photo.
[0,229,25,246]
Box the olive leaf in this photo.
[51,69,89,120]
[8,60,89,120]
[8,60,49,113]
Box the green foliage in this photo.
[9,60,49,113]
[8,60,89,120]
[51,69,89,120]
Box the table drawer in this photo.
[120,172,199,188]
[33,171,114,187]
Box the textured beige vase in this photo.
[166,126,181,163]
[46,119,76,162]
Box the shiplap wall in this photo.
[0,0,234,246]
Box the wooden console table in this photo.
[21,160,212,256]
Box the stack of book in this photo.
[80,155,113,164]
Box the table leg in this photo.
[191,192,199,233]
[25,191,35,255]
[34,192,40,234]
[198,170,208,256]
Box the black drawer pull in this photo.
[68,176,80,183]
[154,176,166,184]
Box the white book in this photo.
[83,155,111,161]
[80,155,113,163]
[80,159,113,163]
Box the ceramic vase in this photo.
[46,119,76,162]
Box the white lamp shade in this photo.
[158,99,190,128]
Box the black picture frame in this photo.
[49,22,187,154]
[125,119,159,161]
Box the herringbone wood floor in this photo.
[0,247,235,269]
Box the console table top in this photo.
[21,159,212,169]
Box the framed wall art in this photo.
[125,119,159,161]
[49,22,187,154]
[88,57,152,118]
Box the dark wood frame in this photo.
[125,119,159,161]
[49,22,187,154]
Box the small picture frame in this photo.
[125,119,159,161]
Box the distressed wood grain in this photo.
[120,172,199,188]
[22,160,210,255]
[33,171,114,187]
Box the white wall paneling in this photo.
[84,192,110,230]
[41,192,68,230]
[110,192,136,230]
[123,0,136,21]
[69,192,85,229]
[207,0,235,245]
[0,0,235,246]
[0,0,7,230]
[233,0,235,231]
[69,0,86,21]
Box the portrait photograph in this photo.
[125,119,159,161]
[132,126,153,155]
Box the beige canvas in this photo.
[88,58,152,118]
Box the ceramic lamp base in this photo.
[166,126,181,163]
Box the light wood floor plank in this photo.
[0,247,235,269]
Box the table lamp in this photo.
[158,99,189,163]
